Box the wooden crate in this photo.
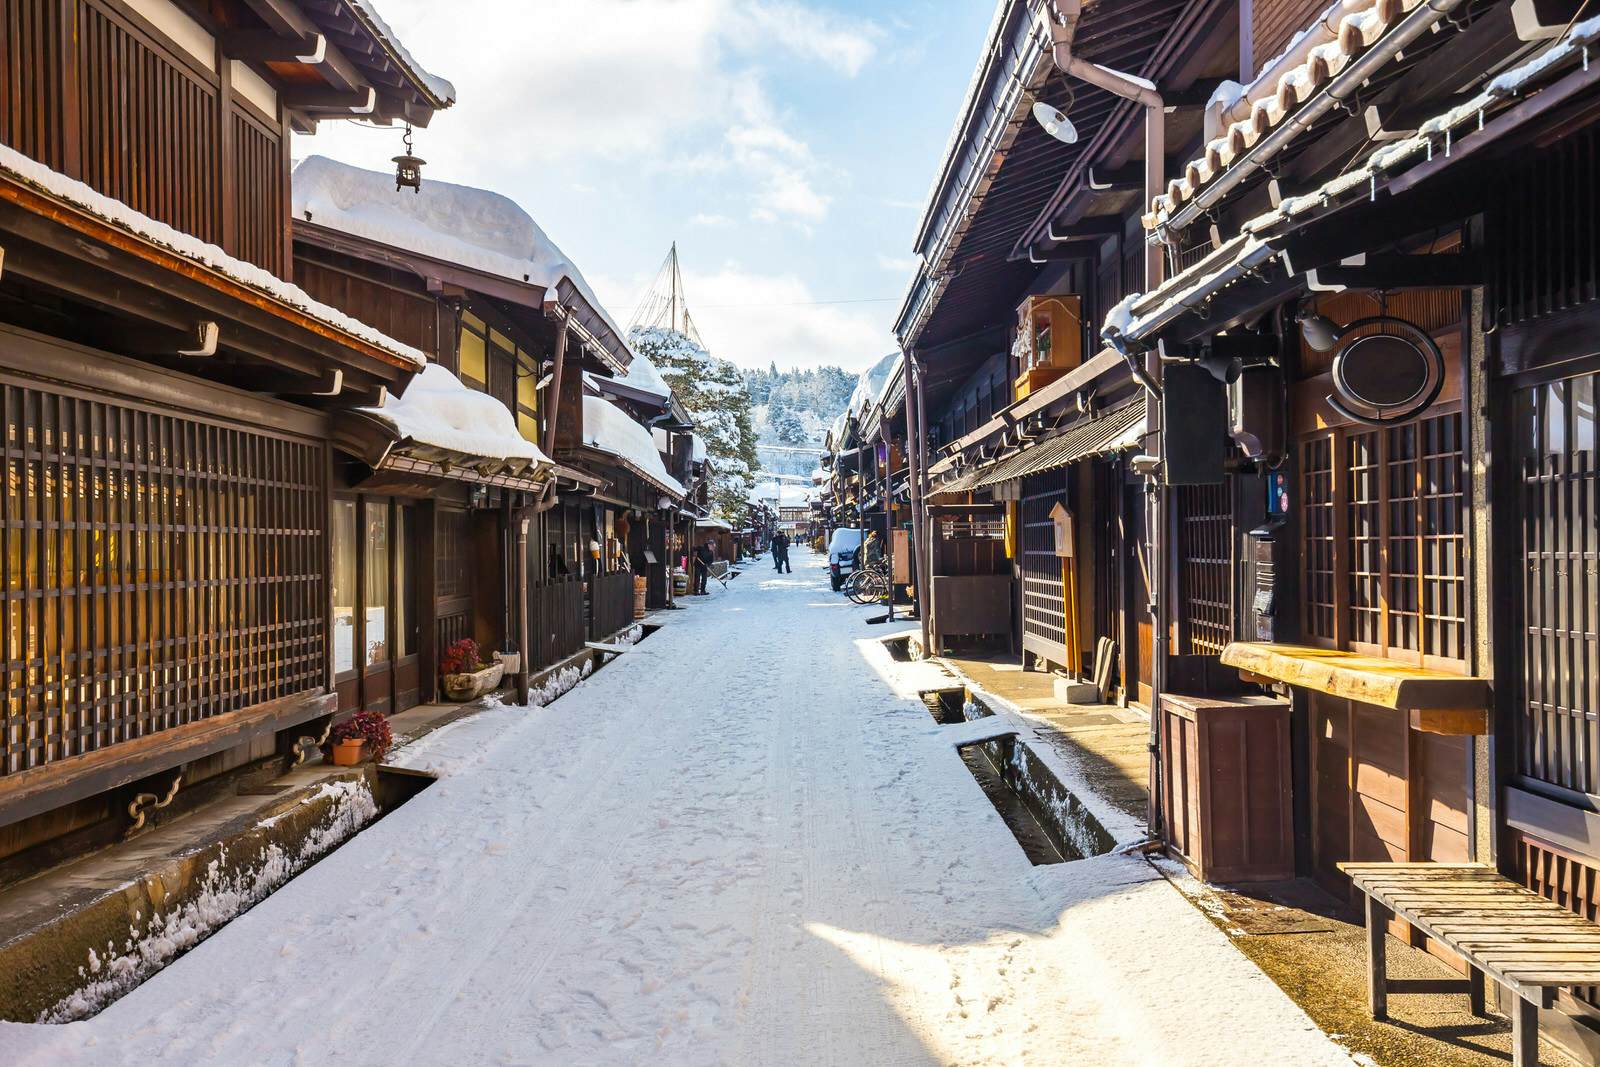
[1160,693,1294,883]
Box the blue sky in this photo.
[295,0,996,373]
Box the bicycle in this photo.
[845,558,891,605]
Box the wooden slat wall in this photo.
[1021,469,1069,662]
[1175,482,1234,657]
[1491,123,1600,328]
[293,256,442,358]
[1250,0,1327,77]
[0,0,288,274]
[0,379,326,778]
[1515,831,1600,1008]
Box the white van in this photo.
[827,528,864,591]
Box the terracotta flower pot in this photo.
[330,738,365,766]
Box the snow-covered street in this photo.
[2,548,1353,1066]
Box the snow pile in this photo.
[292,157,628,357]
[364,364,548,463]
[845,352,900,421]
[39,779,377,1023]
[0,143,424,367]
[690,433,707,463]
[582,395,685,497]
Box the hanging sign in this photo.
[1327,316,1444,426]
[1049,502,1074,558]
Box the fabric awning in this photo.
[935,402,1145,494]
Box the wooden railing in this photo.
[529,577,585,671]
[589,571,635,642]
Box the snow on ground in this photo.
[1,549,1353,1067]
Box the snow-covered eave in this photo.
[0,147,426,371]
[577,444,686,501]
[339,0,458,109]
[1146,0,1459,230]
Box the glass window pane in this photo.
[365,504,390,666]
[332,500,356,675]
[458,327,486,387]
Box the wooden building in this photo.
[0,0,450,868]
[289,156,663,699]
[889,0,1600,1060]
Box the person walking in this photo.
[771,531,791,573]
[692,538,715,595]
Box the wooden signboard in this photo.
[892,528,911,583]
[1049,502,1074,557]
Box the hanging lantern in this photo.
[392,124,424,193]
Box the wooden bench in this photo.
[1343,861,1600,1066]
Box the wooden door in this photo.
[435,507,475,663]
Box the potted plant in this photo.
[440,638,504,701]
[328,710,392,766]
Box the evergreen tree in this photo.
[767,395,807,445]
[630,326,760,520]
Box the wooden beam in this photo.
[122,319,220,358]
[283,86,376,113]
[1311,253,1485,291]
[220,30,325,63]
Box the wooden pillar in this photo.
[1365,895,1390,1020]
[514,511,530,704]
[543,320,569,458]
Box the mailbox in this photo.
[1049,502,1074,557]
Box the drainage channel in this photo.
[6,621,661,1025]
[2,762,437,1024]
[922,688,1114,866]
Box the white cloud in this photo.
[298,0,873,227]
[686,264,894,372]
[690,212,735,227]
[876,254,919,273]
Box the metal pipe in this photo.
[904,353,931,654]
[913,354,935,656]
[1160,0,1470,235]
[1046,0,1165,285]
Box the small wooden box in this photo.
[1012,294,1083,400]
[1160,692,1294,883]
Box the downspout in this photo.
[913,355,935,654]
[1044,0,1164,285]
[880,417,895,623]
[1046,0,1170,839]
[535,313,571,515]
[905,353,931,655]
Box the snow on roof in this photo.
[363,364,548,463]
[691,434,707,463]
[697,516,732,530]
[1148,0,1433,227]
[1106,15,1600,344]
[344,0,457,106]
[591,339,672,402]
[0,142,425,368]
[583,395,685,498]
[292,156,630,357]
[848,352,900,418]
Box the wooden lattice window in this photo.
[1513,372,1599,794]
[1297,408,1466,669]
[1176,482,1233,656]
[1,384,326,777]
[1301,435,1337,641]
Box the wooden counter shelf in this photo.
[1219,642,1491,736]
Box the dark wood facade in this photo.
[0,0,449,862]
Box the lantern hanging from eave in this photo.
[393,124,425,193]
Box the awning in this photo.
[935,402,1145,494]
